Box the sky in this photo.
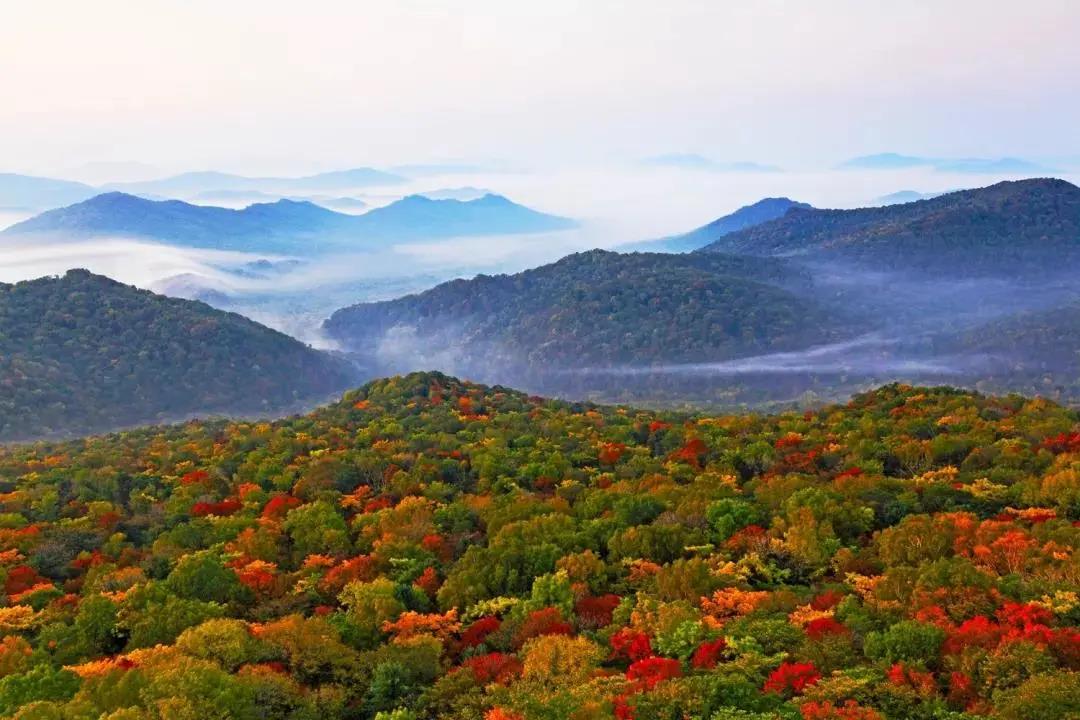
[2,0,1079,178]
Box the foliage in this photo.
[0,373,1075,718]
[0,270,356,440]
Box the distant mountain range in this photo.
[2,191,577,253]
[0,173,98,211]
[874,189,946,205]
[418,186,493,201]
[324,249,846,381]
[189,189,367,212]
[840,153,1053,174]
[317,177,1080,407]
[626,197,812,252]
[105,167,406,196]
[698,179,1080,276]
[0,269,357,440]
[0,167,407,214]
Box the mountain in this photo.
[626,197,812,253]
[698,178,1080,276]
[2,193,348,252]
[874,189,945,205]
[190,189,367,212]
[352,192,576,240]
[0,173,97,211]
[935,302,1080,399]
[324,249,847,386]
[105,167,405,197]
[418,186,493,201]
[0,270,358,440]
[641,154,781,172]
[934,157,1053,174]
[839,153,1052,173]
[0,371,1075,719]
[2,192,576,252]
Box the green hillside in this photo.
[0,270,358,440]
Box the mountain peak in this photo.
[625,196,813,253]
[698,177,1080,276]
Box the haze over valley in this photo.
[7,4,1080,720]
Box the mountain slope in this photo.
[0,173,98,211]
[104,167,405,196]
[839,153,1051,173]
[698,178,1080,276]
[325,249,846,379]
[0,270,358,440]
[933,302,1080,399]
[627,197,812,252]
[2,192,576,252]
[354,192,577,239]
[0,372,1075,719]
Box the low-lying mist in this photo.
[337,260,1080,408]
[5,164,1080,408]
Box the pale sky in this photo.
[2,0,1078,177]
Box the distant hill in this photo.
[839,153,1052,174]
[698,178,1080,276]
[2,192,576,253]
[190,190,367,212]
[418,186,493,201]
[0,270,358,440]
[874,190,945,205]
[626,197,812,253]
[356,193,576,240]
[0,173,97,211]
[325,249,846,380]
[105,167,405,196]
[934,302,1080,399]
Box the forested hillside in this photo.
[325,250,848,378]
[626,198,812,253]
[0,270,357,440]
[699,179,1080,277]
[0,372,1076,718]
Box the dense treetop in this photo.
[0,372,1077,718]
[0,270,357,441]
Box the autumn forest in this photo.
[0,373,1075,719]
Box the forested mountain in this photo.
[0,270,358,440]
[0,372,1076,718]
[325,249,848,377]
[698,179,1080,276]
[627,197,812,253]
[2,192,576,252]
[932,302,1080,400]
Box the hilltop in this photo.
[0,270,358,440]
[325,249,847,380]
[627,197,812,253]
[699,179,1080,276]
[2,192,577,252]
